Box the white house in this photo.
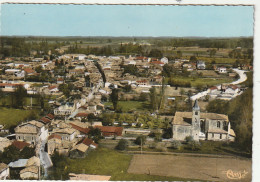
[54,102,76,116]
[218,67,227,73]
[160,57,169,64]
[197,61,206,70]
[5,69,21,74]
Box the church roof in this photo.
[208,128,228,134]
[172,111,229,126]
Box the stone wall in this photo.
[172,125,192,141]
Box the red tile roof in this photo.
[39,117,51,124]
[76,113,88,117]
[70,123,90,134]
[48,86,57,90]
[95,126,123,136]
[12,141,30,150]
[136,80,148,83]
[80,137,98,148]
[46,113,54,120]
[135,56,146,60]
[24,68,35,74]
[48,134,62,140]
[210,86,218,90]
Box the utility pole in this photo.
[141,138,142,154]
[31,97,33,109]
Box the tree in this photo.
[12,85,27,108]
[209,49,217,57]
[190,56,197,62]
[58,84,71,98]
[149,87,158,111]
[35,66,43,73]
[148,49,163,58]
[110,89,119,111]
[115,139,128,150]
[20,146,35,158]
[162,128,173,139]
[123,85,132,92]
[180,88,185,97]
[123,65,139,76]
[88,127,103,143]
[0,145,20,164]
[134,135,147,146]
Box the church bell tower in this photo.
[192,99,200,141]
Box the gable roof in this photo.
[39,117,51,124]
[76,113,88,118]
[24,68,35,74]
[20,165,39,174]
[26,156,40,167]
[46,113,55,120]
[12,141,30,150]
[48,134,62,140]
[71,143,89,153]
[9,159,28,168]
[95,126,123,136]
[70,123,90,134]
[173,111,229,126]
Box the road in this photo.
[38,139,53,177]
[190,69,247,101]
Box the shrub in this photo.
[187,141,201,151]
[171,140,182,150]
[185,136,194,143]
[115,139,128,151]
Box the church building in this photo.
[172,100,236,141]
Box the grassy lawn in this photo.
[196,57,251,64]
[104,101,150,112]
[167,140,251,158]
[49,147,197,181]
[0,107,39,129]
[170,76,234,87]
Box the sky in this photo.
[0,4,254,37]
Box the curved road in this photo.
[190,69,247,101]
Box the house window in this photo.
[195,111,198,115]
[220,134,222,139]
[212,133,214,138]
[217,121,221,128]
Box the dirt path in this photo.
[127,154,251,181]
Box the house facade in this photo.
[15,120,48,145]
[172,100,235,141]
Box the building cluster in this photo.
[0,52,249,180]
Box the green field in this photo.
[0,108,39,129]
[168,76,234,87]
[104,101,150,112]
[49,147,196,181]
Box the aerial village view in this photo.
[0,4,254,181]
